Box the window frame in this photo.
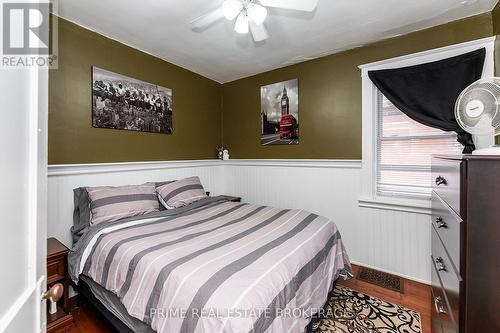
[358,37,495,215]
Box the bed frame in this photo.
[77,278,338,333]
[78,279,135,333]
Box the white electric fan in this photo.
[455,77,500,154]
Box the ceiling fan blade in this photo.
[247,3,267,25]
[222,0,243,20]
[235,11,249,34]
[259,0,318,12]
[249,21,269,42]
[190,7,225,29]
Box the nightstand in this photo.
[220,195,242,202]
[206,193,242,202]
[47,238,74,333]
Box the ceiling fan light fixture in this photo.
[234,11,249,33]
[247,3,267,25]
[249,20,269,41]
[191,0,320,41]
[222,0,243,20]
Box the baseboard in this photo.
[350,261,430,285]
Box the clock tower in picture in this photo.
[281,86,289,115]
[260,78,298,145]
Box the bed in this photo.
[68,195,352,333]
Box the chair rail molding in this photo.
[221,159,362,168]
[47,159,223,176]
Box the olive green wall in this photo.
[493,1,500,75]
[50,12,497,163]
[221,13,493,159]
[49,17,222,164]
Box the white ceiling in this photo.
[58,0,498,83]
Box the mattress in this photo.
[69,196,352,333]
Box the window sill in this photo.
[358,196,432,215]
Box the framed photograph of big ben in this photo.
[260,79,299,145]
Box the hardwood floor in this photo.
[70,302,116,333]
[71,264,431,333]
[337,264,432,333]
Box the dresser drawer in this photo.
[432,158,462,216]
[432,229,461,327]
[431,194,462,270]
[431,252,457,333]
[431,274,457,333]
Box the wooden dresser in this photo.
[431,155,500,333]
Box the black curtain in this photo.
[368,48,486,153]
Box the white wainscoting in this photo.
[47,159,431,283]
[356,207,431,284]
[219,160,431,284]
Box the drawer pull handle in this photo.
[434,296,447,315]
[435,176,447,186]
[435,257,447,272]
[435,217,447,229]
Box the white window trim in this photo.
[358,37,495,215]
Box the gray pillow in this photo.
[155,180,175,187]
[71,180,177,243]
[72,187,92,244]
[86,183,160,225]
[155,181,175,210]
[156,176,207,209]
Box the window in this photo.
[359,37,494,212]
[376,92,462,199]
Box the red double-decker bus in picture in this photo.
[279,114,298,139]
[278,85,299,140]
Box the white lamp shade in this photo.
[222,0,243,20]
[247,3,267,25]
[234,12,249,34]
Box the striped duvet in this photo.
[68,197,352,333]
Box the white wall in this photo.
[47,159,431,283]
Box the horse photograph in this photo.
[92,67,173,134]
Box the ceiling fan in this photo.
[190,0,319,42]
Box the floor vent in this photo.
[357,267,404,293]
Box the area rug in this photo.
[313,286,421,333]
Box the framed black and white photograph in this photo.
[260,78,299,145]
[92,67,173,134]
